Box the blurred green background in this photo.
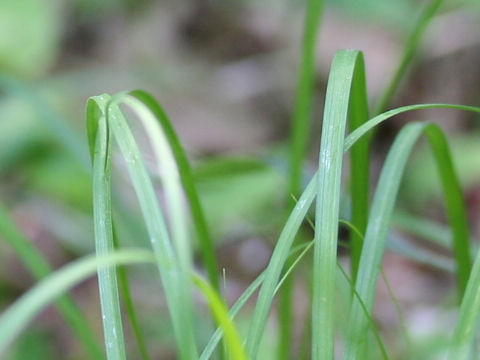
[1,0,480,359]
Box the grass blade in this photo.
[373,0,445,115]
[345,104,480,151]
[424,124,471,295]
[0,249,155,356]
[312,50,362,360]
[288,0,324,197]
[345,122,428,360]
[284,0,323,352]
[245,175,317,358]
[449,249,480,359]
[127,90,220,292]
[200,272,265,360]
[118,93,193,279]
[193,275,247,360]
[0,204,104,360]
[348,52,370,279]
[87,95,127,360]
[344,121,470,359]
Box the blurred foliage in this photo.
[25,153,92,211]
[403,134,480,207]
[0,98,49,174]
[327,0,417,28]
[0,0,62,78]
[5,329,55,360]
[194,156,284,239]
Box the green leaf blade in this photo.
[0,204,104,360]
[87,95,127,360]
[312,49,361,360]
[0,250,155,356]
[344,122,471,359]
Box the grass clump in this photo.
[1,1,480,359]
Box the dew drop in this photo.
[297,199,306,209]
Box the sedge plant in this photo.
[2,1,480,359]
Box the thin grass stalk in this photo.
[0,204,104,360]
[87,95,127,360]
[200,273,264,360]
[284,0,323,355]
[288,0,324,197]
[345,104,480,149]
[245,175,317,359]
[373,0,445,115]
[192,275,246,360]
[0,250,155,355]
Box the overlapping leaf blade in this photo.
[87,95,127,360]
[344,122,471,359]
[127,90,220,292]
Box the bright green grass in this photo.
[2,1,480,359]
[2,71,480,360]
[4,89,479,359]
